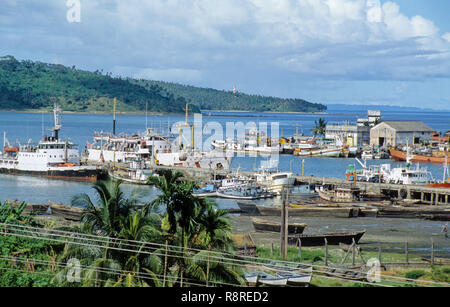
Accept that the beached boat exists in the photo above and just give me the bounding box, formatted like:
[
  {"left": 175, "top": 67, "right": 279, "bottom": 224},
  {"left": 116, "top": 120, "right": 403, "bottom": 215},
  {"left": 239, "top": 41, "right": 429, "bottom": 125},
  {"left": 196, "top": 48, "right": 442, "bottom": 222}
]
[
  {"left": 244, "top": 271, "right": 288, "bottom": 286},
  {"left": 236, "top": 202, "right": 260, "bottom": 215},
  {"left": 288, "top": 230, "right": 366, "bottom": 246},
  {"left": 252, "top": 218, "right": 306, "bottom": 235},
  {"left": 276, "top": 269, "right": 313, "bottom": 287},
  {"left": 258, "top": 205, "right": 357, "bottom": 218}
]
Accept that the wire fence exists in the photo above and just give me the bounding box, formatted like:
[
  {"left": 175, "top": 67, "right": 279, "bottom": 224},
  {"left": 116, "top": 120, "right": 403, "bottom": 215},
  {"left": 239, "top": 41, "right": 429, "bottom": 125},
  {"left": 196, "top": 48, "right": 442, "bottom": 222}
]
[{"left": 0, "top": 223, "right": 448, "bottom": 288}]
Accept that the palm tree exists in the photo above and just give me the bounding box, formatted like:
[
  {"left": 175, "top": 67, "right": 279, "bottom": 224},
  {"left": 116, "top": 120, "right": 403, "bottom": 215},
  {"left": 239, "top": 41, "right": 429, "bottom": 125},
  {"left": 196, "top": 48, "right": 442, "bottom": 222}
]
[
  {"left": 312, "top": 117, "right": 327, "bottom": 137},
  {"left": 72, "top": 180, "right": 141, "bottom": 237}
]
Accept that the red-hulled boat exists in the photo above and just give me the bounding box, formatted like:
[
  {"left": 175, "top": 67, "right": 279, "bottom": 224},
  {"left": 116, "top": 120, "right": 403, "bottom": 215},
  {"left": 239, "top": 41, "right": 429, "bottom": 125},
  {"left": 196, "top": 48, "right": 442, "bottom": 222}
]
[{"left": 390, "top": 148, "right": 450, "bottom": 164}]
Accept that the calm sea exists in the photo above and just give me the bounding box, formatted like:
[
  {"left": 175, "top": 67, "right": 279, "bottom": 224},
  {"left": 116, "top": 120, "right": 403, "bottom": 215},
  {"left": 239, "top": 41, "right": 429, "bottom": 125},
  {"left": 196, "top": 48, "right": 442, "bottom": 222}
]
[{"left": 0, "top": 107, "right": 448, "bottom": 206}]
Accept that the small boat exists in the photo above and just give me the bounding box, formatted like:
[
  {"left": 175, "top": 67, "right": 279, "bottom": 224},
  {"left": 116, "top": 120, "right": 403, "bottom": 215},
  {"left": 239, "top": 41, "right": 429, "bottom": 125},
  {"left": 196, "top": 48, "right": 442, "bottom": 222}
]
[
  {"left": 244, "top": 271, "right": 288, "bottom": 286},
  {"left": 109, "top": 168, "right": 158, "bottom": 185},
  {"left": 192, "top": 184, "right": 218, "bottom": 197},
  {"left": 252, "top": 218, "right": 306, "bottom": 235},
  {"left": 236, "top": 202, "right": 260, "bottom": 215},
  {"left": 276, "top": 270, "right": 312, "bottom": 287},
  {"left": 288, "top": 230, "right": 366, "bottom": 247},
  {"left": 216, "top": 185, "right": 275, "bottom": 200},
  {"left": 258, "top": 273, "right": 288, "bottom": 286},
  {"left": 317, "top": 186, "right": 361, "bottom": 203},
  {"left": 294, "top": 147, "right": 342, "bottom": 157}
]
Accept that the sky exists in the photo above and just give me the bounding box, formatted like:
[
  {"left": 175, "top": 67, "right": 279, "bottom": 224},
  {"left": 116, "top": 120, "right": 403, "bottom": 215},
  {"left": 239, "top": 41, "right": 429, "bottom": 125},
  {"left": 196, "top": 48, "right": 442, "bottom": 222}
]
[{"left": 1, "top": 0, "right": 450, "bottom": 110}]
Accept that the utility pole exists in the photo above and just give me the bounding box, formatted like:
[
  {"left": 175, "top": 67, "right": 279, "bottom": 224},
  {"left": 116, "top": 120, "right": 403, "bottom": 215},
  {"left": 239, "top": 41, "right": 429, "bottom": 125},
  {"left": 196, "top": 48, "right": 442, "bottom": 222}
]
[{"left": 280, "top": 187, "right": 289, "bottom": 260}]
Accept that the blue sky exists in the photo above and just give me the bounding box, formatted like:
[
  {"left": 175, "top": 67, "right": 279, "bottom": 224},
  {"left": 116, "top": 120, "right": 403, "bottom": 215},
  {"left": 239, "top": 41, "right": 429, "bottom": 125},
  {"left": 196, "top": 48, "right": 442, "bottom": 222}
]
[{"left": 1, "top": 0, "right": 450, "bottom": 110}]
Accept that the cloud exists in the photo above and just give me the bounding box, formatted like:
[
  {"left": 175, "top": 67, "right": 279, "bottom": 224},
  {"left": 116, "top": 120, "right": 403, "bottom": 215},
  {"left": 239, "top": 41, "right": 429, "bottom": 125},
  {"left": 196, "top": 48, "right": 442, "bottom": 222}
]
[{"left": 1, "top": 0, "right": 450, "bottom": 108}]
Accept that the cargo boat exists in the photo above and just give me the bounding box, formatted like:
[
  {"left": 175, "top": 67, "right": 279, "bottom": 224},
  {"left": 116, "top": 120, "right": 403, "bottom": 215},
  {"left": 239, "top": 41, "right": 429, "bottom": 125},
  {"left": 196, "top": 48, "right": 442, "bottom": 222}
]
[{"left": 0, "top": 105, "right": 102, "bottom": 181}]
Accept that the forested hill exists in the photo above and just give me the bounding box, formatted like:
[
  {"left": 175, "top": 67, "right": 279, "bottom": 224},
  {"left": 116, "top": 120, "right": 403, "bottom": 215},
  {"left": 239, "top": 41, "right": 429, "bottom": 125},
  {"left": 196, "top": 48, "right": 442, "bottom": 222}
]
[
  {"left": 0, "top": 56, "right": 326, "bottom": 113},
  {"left": 134, "top": 80, "right": 327, "bottom": 113}
]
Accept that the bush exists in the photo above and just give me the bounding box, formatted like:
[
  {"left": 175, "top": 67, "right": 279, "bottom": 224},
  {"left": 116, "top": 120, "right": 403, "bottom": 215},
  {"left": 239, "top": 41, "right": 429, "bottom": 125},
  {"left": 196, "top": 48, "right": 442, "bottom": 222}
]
[{"left": 405, "top": 270, "right": 426, "bottom": 280}]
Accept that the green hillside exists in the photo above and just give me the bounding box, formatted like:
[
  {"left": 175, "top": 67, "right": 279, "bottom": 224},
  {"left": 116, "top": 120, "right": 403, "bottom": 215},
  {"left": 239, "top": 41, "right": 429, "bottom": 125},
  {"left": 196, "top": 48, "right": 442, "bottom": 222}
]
[
  {"left": 0, "top": 56, "right": 326, "bottom": 113},
  {"left": 134, "top": 80, "right": 327, "bottom": 113}
]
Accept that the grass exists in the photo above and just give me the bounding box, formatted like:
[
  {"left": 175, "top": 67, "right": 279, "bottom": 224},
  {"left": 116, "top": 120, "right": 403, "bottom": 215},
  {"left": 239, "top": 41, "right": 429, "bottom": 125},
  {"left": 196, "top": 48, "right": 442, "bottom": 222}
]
[{"left": 254, "top": 245, "right": 450, "bottom": 287}]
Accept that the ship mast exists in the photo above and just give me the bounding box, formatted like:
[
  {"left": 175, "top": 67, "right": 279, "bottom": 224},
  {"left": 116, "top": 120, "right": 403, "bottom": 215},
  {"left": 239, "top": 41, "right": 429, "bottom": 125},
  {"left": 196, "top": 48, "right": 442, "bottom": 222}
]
[
  {"left": 52, "top": 104, "right": 62, "bottom": 141},
  {"left": 113, "top": 97, "right": 117, "bottom": 136}
]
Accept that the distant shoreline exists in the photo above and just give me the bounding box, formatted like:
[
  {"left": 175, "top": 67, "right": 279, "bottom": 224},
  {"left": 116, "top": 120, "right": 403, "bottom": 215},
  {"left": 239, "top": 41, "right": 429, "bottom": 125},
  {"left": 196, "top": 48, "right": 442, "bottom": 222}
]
[{"left": 0, "top": 109, "right": 331, "bottom": 117}]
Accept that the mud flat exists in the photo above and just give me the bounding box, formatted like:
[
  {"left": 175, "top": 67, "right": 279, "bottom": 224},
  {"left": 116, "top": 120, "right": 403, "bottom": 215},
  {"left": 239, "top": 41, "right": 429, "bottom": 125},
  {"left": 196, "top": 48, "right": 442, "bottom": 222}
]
[{"left": 229, "top": 214, "right": 450, "bottom": 258}]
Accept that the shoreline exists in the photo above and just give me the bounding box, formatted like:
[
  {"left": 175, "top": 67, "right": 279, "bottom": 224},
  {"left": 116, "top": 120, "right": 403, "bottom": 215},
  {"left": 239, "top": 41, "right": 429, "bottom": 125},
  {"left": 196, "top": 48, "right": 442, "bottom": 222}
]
[{"left": 0, "top": 109, "right": 341, "bottom": 117}]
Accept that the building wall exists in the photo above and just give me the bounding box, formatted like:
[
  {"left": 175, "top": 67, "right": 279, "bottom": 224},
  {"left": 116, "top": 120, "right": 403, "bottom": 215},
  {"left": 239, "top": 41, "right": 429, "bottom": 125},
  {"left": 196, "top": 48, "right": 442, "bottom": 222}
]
[{"left": 370, "top": 122, "right": 433, "bottom": 147}]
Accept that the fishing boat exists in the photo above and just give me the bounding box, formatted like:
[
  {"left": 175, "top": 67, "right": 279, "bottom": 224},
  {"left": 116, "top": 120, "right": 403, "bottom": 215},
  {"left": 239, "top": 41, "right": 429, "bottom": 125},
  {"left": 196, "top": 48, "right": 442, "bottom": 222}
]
[
  {"left": 252, "top": 217, "right": 307, "bottom": 235},
  {"left": 155, "top": 150, "right": 233, "bottom": 170},
  {"left": 294, "top": 146, "right": 342, "bottom": 157},
  {"left": 255, "top": 171, "right": 296, "bottom": 195},
  {"left": 0, "top": 105, "right": 102, "bottom": 181},
  {"left": 216, "top": 185, "right": 275, "bottom": 200},
  {"left": 317, "top": 186, "right": 361, "bottom": 203},
  {"left": 288, "top": 230, "right": 366, "bottom": 247},
  {"left": 109, "top": 168, "right": 158, "bottom": 185},
  {"left": 390, "top": 147, "right": 450, "bottom": 165},
  {"left": 192, "top": 183, "right": 218, "bottom": 197}
]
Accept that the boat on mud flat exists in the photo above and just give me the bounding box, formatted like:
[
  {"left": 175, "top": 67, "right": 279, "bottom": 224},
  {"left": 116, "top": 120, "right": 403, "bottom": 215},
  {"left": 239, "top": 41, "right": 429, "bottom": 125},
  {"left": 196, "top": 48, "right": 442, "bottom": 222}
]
[
  {"left": 236, "top": 202, "right": 260, "bottom": 215},
  {"left": 288, "top": 230, "right": 366, "bottom": 247},
  {"left": 244, "top": 271, "right": 288, "bottom": 286},
  {"left": 276, "top": 269, "right": 313, "bottom": 287},
  {"left": 0, "top": 104, "right": 102, "bottom": 181},
  {"left": 252, "top": 217, "right": 307, "bottom": 235}
]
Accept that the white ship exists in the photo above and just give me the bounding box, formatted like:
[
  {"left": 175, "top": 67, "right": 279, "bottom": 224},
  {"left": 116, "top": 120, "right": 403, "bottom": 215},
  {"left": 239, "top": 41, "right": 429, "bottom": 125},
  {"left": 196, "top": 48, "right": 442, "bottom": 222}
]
[
  {"left": 255, "top": 171, "right": 296, "bottom": 195},
  {"left": 86, "top": 129, "right": 172, "bottom": 164},
  {"left": 0, "top": 105, "right": 101, "bottom": 181},
  {"left": 155, "top": 150, "right": 233, "bottom": 170},
  {"left": 211, "top": 128, "right": 281, "bottom": 154}
]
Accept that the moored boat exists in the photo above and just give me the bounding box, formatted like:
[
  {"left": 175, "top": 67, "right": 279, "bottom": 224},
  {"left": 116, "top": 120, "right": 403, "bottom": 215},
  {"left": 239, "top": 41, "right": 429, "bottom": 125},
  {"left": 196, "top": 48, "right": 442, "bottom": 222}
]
[
  {"left": 0, "top": 105, "right": 102, "bottom": 181},
  {"left": 390, "top": 147, "right": 450, "bottom": 164}
]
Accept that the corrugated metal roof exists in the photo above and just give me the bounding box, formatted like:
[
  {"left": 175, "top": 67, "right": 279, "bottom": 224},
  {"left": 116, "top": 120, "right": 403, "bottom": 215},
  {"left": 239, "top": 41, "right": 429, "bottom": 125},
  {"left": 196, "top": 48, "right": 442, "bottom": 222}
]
[{"left": 377, "top": 121, "right": 434, "bottom": 132}]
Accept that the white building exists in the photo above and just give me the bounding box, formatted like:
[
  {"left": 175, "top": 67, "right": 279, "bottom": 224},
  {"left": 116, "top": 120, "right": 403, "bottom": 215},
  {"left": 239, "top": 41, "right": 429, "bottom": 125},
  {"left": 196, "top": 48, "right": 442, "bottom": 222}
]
[{"left": 325, "top": 110, "right": 381, "bottom": 147}]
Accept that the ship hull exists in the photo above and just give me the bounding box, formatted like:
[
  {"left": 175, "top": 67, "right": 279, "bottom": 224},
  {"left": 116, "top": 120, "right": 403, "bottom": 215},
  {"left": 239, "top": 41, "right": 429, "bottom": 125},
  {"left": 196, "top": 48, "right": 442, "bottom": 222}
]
[
  {"left": 390, "top": 148, "right": 450, "bottom": 164},
  {"left": 0, "top": 167, "right": 104, "bottom": 181}
]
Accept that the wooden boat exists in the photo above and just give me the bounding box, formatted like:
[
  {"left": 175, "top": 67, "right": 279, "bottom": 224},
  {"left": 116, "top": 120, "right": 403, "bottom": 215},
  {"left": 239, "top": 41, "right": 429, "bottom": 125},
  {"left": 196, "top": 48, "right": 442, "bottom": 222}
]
[
  {"left": 244, "top": 271, "right": 288, "bottom": 286},
  {"left": 252, "top": 218, "right": 306, "bottom": 235},
  {"left": 288, "top": 230, "right": 366, "bottom": 247},
  {"left": 258, "top": 205, "right": 357, "bottom": 218},
  {"left": 236, "top": 202, "right": 260, "bottom": 215},
  {"left": 318, "top": 186, "right": 361, "bottom": 203},
  {"left": 390, "top": 147, "right": 450, "bottom": 165},
  {"left": 276, "top": 270, "right": 312, "bottom": 286}
]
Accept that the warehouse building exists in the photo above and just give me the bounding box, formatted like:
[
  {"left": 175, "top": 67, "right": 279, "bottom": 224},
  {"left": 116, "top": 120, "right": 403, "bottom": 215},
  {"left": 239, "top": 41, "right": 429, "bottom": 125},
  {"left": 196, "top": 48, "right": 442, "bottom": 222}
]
[{"left": 370, "top": 121, "right": 434, "bottom": 147}]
